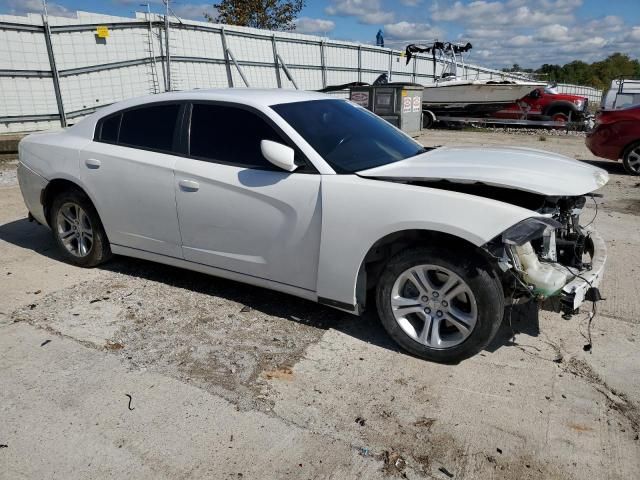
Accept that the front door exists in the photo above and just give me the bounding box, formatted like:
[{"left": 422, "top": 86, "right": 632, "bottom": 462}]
[{"left": 174, "top": 103, "right": 322, "bottom": 291}]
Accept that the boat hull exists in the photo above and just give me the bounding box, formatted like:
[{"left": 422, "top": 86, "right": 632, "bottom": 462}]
[{"left": 422, "top": 81, "right": 543, "bottom": 116}]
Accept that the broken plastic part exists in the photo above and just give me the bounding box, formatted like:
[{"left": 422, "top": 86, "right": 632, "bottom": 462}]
[{"left": 513, "top": 242, "right": 569, "bottom": 296}]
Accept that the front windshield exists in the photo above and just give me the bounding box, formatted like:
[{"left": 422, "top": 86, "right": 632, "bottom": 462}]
[{"left": 272, "top": 99, "right": 427, "bottom": 173}]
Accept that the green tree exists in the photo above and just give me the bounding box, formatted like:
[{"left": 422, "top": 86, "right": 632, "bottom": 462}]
[
  {"left": 205, "top": 0, "right": 305, "bottom": 31},
  {"left": 534, "top": 54, "right": 640, "bottom": 89}
]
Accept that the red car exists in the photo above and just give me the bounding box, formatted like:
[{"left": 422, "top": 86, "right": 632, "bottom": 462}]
[
  {"left": 494, "top": 87, "right": 589, "bottom": 123},
  {"left": 586, "top": 105, "right": 640, "bottom": 175}
]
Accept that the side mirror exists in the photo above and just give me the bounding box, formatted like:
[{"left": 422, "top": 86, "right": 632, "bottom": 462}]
[{"left": 260, "top": 140, "right": 297, "bottom": 172}]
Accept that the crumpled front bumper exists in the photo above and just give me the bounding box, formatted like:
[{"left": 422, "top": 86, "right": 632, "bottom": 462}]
[{"left": 558, "top": 227, "right": 607, "bottom": 313}]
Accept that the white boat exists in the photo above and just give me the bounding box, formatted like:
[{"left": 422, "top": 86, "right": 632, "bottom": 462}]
[
  {"left": 405, "top": 42, "right": 545, "bottom": 116},
  {"left": 422, "top": 78, "right": 545, "bottom": 116}
]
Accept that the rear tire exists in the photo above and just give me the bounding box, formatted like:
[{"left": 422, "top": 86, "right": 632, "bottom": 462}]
[
  {"left": 376, "top": 246, "right": 504, "bottom": 363},
  {"left": 622, "top": 141, "right": 640, "bottom": 176},
  {"left": 50, "top": 190, "right": 112, "bottom": 267}
]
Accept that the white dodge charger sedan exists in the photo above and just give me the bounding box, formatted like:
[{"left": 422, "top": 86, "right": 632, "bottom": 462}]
[{"left": 18, "top": 89, "right": 608, "bottom": 362}]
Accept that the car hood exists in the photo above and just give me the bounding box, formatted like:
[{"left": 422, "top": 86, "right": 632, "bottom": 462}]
[{"left": 357, "top": 146, "right": 609, "bottom": 196}]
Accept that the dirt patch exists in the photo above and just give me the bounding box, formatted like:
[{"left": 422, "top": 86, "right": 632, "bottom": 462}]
[
  {"left": 565, "top": 357, "right": 640, "bottom": 433},
  {"left": 606, "top": 198, "right": 640, "bottom": 216},
  {"left": 11, "top": 258, "right": 347, "bottom": 410},
  {"left": 567, "top": 422, "right": 594, "bottom": 432},
  {"left": 263, "top": 366, "right": 294, "bottom": 381}
]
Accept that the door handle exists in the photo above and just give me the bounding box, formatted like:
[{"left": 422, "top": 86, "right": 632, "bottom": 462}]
[
  {"left": 178, "top": 179, "right": 200, "bottom": 192},
  {"left": 85, "top": 158, "right": 101, "bottom": 169}
]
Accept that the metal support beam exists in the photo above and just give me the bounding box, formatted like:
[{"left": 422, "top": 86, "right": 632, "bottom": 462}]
[
  {"left": 163, "top": 7, "right": 171, "bottom": 91},
  {"left": 226, "top": 48, "right": 250, "bottom": 87},
  {"left": 0, "top": 69, "right": 52, "bottom": 78},
  {"left": 276, "top": 54, "right": 298, "bottom": 90},
  {"left": 42, "top": 15, "right": 66, "bottom": 128},
  {"left": 320, "top": 41, "right": 327, "bottom": 88},
  {"left": 388, "top": 50, "right": 393, "bottom": 82},
  {"left": 412, "top": 55, "right": 417, "bottom": 83},
  {"left": 0, "top": 21, "right": 43, "bottom": 32},
  {"left": 271, "top": 35, "right": 282, "bottom": 88},
  {"left": 357, "top": 45, "right": 362, "bottom": 83},
  {"left": 220, "top": 27, "right": 233, "bottom": 87}
]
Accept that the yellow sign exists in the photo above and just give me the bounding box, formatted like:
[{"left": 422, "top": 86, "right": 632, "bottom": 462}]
[
  {"left": 96, "top": 26, "right": 109, "bottom": 38},
  {"left": 401, "top": 90, "right": 408, "bottom": 96}
]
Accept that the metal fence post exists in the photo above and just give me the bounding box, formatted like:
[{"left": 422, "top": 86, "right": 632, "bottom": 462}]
[
  {"left": 41, "top": 14, "right": 66, "bottom": 127},
  {"left": 276, "top": 54, "right": 299, "bottom": 90},
  {"left": 164, "top": 11, "right": 171, "bottom": 91},
  {"left": 357, "top": 45, "right": 362, "bottom": 83},
  {"left": 272, "top": 35, "right": 282, "bottom": 88},
  {"left": 220, "top": 27, "right": 233, "bottom": 87},
  {"left": 320, "top": 40, "right": 327, "bottom": 88},
  {"left": 412, "top": 54, "right": 417, "bottom": 83}
]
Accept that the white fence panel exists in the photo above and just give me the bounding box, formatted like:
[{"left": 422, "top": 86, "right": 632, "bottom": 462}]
[{"left": 0, "top": 9, "right": 603, "bottom": 133}]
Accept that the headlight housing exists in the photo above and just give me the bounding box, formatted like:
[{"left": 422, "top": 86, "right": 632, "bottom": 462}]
[
  {"left": 574, "top": 99, "right": 584, "bottom": 110},
  {"left": 502, "top": 217, "right": 562, "bottom": 246}
]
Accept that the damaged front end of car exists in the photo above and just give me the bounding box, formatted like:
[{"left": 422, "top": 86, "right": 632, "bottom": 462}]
[{"left": 485, "top": 194, "right": 606, "bottom": 316}]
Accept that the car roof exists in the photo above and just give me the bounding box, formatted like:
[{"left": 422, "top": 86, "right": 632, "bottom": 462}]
[
  {"left": 111, "top": 88, "right": 331, "bottom": 111},
  {"left": 69, "top": 88, "right": 337, "bottom": 137}
]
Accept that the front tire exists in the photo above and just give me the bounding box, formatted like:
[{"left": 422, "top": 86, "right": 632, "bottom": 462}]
[
  {"left": 50, "top": 190, "right": 112, "bottom": 267},
  {"left": 376, "top": 247, "right": 504, "bottom": 363},
  {"left": 622, "top": 141, "right": 640, "bottom": 176}
]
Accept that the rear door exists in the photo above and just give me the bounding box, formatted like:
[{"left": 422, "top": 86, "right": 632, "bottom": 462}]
[
  {"left": 80, "top": 102, "right": 184, "bottom": 258},
  {"left": 173, "top": 102, "right": 322, "bottom": 291}
]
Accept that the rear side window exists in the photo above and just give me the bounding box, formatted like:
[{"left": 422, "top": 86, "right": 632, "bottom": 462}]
[
  {"left": 99, "top": 114, "right": 120, "bottom": 143},
  {"left": 189, "top": 103, "right": 285, "bottom": 169},
  {"left": 118, "top": 104, "right": 181, "bottom": 152}
]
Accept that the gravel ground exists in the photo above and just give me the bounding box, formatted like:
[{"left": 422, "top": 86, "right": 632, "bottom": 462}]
[
  {"left": 0, "top": 159, "right": 18, "bottom": 186},
  {"left": 2, "top": 129, "right": 640, "bottom": 479}
]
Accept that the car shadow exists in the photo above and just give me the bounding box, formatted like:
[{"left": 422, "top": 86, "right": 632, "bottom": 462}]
[
  {"left": 0, "top": 217, "right": 398, "bottom": 351},
  {"left": 0, "top": 217, "right": 542, "bottom": 363},
  {"left": 486, "top": 301, "right": 541, "bottom": 353},
  {"left": 580, "top": 158, "right": 626, "bottom": 175}
]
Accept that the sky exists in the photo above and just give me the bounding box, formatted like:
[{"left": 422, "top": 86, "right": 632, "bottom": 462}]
[{"left": 1, "top": 0, "right": 639, "bottom": 69}]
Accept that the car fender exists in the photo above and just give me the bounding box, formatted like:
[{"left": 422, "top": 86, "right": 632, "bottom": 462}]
[
  {"left": 316, "top": 175, "right": 535, "bottom": 310},
  {"left": 19, "top": 131, "right": 101, "bottom": 222}
]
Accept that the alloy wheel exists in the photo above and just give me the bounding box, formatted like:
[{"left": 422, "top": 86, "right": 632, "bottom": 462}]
[
  {"left": 626, "top": 146, "right": 640, "bottom": 174},
  {"left": 56, "top": 202, "right": 94, "bottom": 257},
  {"left": 390, "top": 264, "right": 478, "bottom": 349}
]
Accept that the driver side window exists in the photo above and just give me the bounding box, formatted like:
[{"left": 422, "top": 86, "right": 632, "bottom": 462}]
[{"left": 190, "top": 103, "right": 287, "bottom": 169}]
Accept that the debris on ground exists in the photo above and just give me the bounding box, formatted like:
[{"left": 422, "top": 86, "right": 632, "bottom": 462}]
[
  {"left": 438, "top": 466, "right": 454, "bottom": 478},
  {"left": 125, "top": 394, "right": 135, "bottom": 411},
  {"left": 40, "top": 339, "right": 51, "bottom": 347},
  {"left": 105, "top": 341, "right": 124, "bottom": 350},
  {"left": 355, "top": 416, "right": 366, "bottom": 426},
  {"left": 382, "top": 450, "right": 406, "bottom": 473},
  {"left": 413, "top": 417, "right": 436, "bottom": 429}
]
